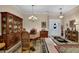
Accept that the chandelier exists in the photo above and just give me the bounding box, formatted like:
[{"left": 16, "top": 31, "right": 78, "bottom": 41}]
[
  {"left": 28, "top": 5, "right": 37, "bottom": 21},
  {"left": 59, "top": 8, "right": 64, "bottom": 19}
]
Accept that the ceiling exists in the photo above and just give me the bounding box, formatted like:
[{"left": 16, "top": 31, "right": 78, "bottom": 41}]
[{"left": 16, "top": 5, "right": 78, "bottom": 15}]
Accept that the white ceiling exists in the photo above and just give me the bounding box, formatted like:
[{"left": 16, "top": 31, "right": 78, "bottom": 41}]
[{"left": 16, "top": 5, "right": 78, "bottom": 15}]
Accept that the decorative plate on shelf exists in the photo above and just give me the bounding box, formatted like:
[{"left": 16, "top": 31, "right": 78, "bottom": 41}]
[
  {"left": 9, "top": 25, "right": 12, "bottom": 28},
  {"left": 3, "top": 30, "right": 6, "bottom": 34},
  {"left": 3, "top": 18, "right": 6, "bottom": 21},
  {"left": 9, "top": 19, "right": 12, "bottom": 22},
  {"left": 3, "top": 24, "right": 6, "bottom": 27},
  {"left": 14, "top": 26, "right": 17, "bottom": 28}
]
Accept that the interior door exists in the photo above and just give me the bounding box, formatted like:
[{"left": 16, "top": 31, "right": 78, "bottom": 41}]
[{"left": 48, "top": 19, "right": 61, "bottom": 37}]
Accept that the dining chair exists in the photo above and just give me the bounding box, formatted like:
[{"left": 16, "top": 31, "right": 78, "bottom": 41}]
[{"left": 21, "top": 31, "right": 30, "bottom": 53}]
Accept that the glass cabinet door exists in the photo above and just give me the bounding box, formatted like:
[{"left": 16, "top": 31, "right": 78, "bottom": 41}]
[
  {"left": 8, "top": 15, "right": 13, "bottom": 33},
  {"left": 14, "top": 20, "right": 18, "bottom": 33},
  {"left": 2, "top": 17, "right": 7, "bottom": 34}
]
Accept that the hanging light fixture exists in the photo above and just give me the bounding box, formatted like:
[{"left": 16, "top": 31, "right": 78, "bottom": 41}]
[
  {"left": 59, "top": 8, "right": 64, "bottom": 19},
  {"left": 28, "top": 5, "right": 37, "bottom": 21}
]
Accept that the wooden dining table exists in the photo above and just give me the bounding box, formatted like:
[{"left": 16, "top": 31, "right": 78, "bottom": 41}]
[
  {"left": 30, "top": 32, "right": 40, "bottom": 46},
  {"left": 30, "top": 32, "right": 40, "bottom": 40}
]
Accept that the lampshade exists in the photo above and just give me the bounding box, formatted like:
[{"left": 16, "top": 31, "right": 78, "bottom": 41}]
[
  {"left": 74, "top": 22, "right": 79, "bottom": 25},
  {"left": 59, "top": 15, "right": 64, "bottom": 19}
]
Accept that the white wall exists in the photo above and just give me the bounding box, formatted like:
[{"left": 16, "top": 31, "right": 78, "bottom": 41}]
[
  {"left": 49, "top": 19, "right": 61, "bottom": 36},
  {"left": 0, "top": 5, "right": 23, "bottom": 17},
  {"left": 0, "top": 5, "right": 23, "bottom": 35},
  {"left": 23, "top": 14, "right": 48, "bottom": 32}
]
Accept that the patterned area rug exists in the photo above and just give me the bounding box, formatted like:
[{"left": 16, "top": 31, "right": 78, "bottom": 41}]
[{"left": 13, "top": 39, "right": 43, "bottom": 53}]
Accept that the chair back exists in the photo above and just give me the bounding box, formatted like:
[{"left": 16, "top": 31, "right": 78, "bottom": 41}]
[{"left": 21, "top": 31, "right": 30, "bottom": 51}]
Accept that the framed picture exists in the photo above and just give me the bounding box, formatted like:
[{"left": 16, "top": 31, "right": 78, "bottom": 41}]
[
  {"left": 70, "top": 20, "right": 75, "bottom": 27},
  {"left": 41, "top": 22, "right": 46, "bottom": 28}
]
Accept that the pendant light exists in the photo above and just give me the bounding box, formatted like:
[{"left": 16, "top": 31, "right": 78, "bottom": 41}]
[
  {"left": 28, "top": 5, "right": 37, "bottom": 21},
  {"left": 59, "top": 8, "right": 64, "bottom": 19}
]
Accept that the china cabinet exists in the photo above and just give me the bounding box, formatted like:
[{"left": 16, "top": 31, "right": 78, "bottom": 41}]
[{"left": 1, "top": 12, "right": 23, "bottom": 49}]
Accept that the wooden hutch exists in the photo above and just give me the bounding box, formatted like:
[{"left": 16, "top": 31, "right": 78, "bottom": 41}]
[
  {"left": 40, "top": 30, "right": 48, "bottom": 38},
  {"left": 1, "top": 12, "right": 23, "bottom": 49},
  {"left": 65, "top": 30, "right": 78, "bottom": 42}
]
